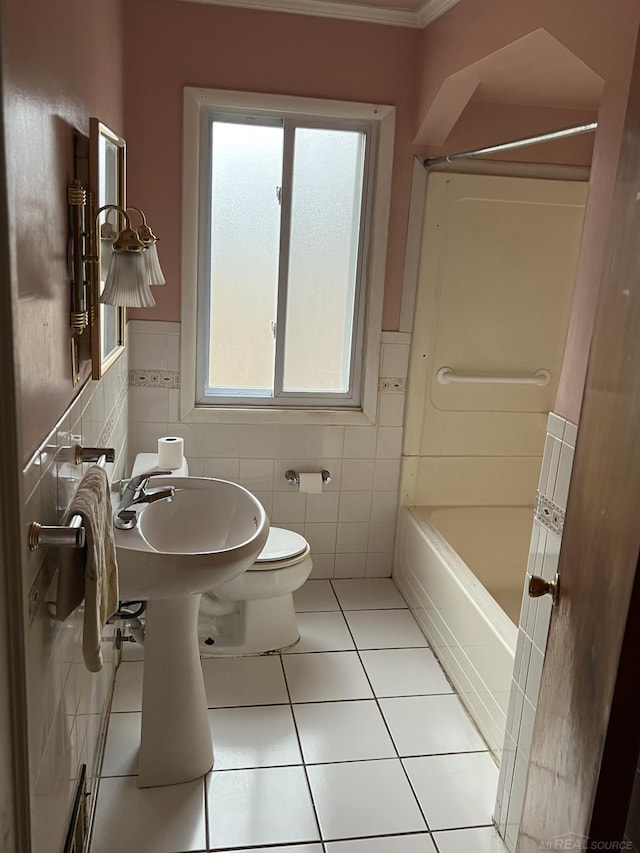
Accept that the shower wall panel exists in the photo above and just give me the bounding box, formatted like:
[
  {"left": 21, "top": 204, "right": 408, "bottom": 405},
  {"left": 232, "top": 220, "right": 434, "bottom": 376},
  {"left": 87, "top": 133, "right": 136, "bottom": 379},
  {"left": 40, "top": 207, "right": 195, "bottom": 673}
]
[{"left": 403, "top": 172, "right": 587, "bottom": 508}]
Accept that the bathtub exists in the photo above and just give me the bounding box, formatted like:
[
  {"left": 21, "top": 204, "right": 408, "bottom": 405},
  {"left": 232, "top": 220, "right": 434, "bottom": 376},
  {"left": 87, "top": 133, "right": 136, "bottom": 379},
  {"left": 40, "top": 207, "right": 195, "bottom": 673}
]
[{"left": 393, "top": 505, "right": 532, "bottom": 758}]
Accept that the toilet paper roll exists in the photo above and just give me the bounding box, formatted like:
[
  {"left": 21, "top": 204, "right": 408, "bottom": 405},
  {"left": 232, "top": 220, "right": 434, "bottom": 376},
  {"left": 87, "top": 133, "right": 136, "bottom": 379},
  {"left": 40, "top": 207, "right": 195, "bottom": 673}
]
[
  {"left": 298, "top": 472, "right": 323, "bottom": 494},
  {"left": 158, "top": 436, "right": 184, "bottom": 469}
]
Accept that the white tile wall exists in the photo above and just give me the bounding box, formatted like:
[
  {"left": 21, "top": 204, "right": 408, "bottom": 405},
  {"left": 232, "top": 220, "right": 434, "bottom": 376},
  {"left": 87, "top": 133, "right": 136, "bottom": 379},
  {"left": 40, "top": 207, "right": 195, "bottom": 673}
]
[
  {"left": 22, "top": 349, "right": 129, "bottom": 853},
  {"left": 127, "top": 320, "right": 409, "bottom": 577},
  {"left": 494, "top": 412, "right": 577, "bottom": 851}
]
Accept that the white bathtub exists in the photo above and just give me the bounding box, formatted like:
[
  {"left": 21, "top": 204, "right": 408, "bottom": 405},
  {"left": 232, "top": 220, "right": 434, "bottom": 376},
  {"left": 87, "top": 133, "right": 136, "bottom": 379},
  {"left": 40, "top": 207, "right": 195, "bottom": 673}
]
[{"left": 393, "top": 505, "right": 532, "bottom": 758}]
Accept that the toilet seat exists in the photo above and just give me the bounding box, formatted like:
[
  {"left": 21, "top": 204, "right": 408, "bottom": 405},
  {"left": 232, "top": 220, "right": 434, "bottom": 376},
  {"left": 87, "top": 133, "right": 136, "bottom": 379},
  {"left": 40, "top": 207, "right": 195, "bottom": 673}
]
[{"left": 249, "top": 527, "right": 308, "bottom": 571}]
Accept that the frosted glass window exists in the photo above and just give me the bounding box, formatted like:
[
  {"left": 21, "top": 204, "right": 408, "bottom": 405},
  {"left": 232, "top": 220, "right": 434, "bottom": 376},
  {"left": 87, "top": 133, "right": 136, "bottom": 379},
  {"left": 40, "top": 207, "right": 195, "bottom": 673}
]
[
  {"left": 199, "top": 109, "right": 374, "bottom": 406},
  {"left": 283, "top": 128, "right": 366, "bottom": 393},
  {"left": 207, "top": 120, "right": 283, "bottom": 394}
]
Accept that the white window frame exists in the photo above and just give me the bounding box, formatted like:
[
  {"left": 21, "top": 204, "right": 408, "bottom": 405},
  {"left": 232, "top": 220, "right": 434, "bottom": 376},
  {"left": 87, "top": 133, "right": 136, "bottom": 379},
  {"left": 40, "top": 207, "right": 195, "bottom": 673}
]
[{"left": 181, "top": 87, "right": 395, "bottom": 425}]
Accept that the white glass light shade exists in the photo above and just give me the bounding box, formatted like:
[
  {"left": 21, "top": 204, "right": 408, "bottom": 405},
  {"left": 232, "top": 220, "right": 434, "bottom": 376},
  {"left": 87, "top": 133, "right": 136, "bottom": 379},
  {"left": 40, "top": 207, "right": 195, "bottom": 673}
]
[
  {"left": 100, "top": 251, "right": 156, "bottom": 308},
  {"left": 144, "top": 242, "right": 166, "bottom": 285},
  {"left": 100, "top": 238, "right": 114, "bottom": 282}
]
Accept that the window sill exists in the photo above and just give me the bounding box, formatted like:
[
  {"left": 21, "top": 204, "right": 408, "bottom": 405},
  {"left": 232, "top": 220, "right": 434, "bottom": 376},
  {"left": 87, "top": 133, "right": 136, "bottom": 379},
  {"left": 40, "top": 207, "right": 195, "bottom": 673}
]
[{"left": 180, "top": 401, "right": 376, "bottom": 426}]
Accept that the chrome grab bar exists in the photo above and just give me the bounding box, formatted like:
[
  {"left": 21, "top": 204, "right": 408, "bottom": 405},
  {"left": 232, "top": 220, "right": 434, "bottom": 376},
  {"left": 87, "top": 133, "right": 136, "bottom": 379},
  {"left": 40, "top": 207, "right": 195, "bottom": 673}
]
[
  {"left": 436, "top": 367, "right": 551, "bottom": 387},
  {"left": 28, "top": 445, "right": 115, "bottom": 551}
]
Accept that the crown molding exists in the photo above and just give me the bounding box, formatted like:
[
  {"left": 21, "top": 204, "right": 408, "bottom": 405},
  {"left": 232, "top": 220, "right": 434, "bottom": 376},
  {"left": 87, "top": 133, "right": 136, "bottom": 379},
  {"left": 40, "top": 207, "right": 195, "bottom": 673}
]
[
  {"left": 178, "top": 0, "right": 420, "bottom": 28},
  {"left": 178, "top": 0, "right": 461, "bottom": 28},
  {"left": 416, "top": 0, "right": 461, "bottom": 28}
]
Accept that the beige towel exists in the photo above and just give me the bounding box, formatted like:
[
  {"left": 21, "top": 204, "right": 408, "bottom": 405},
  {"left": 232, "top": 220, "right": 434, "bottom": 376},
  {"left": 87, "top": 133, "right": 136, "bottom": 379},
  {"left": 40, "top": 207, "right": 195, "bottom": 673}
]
[{"left": 56, "top": 465, "right": 119, "bottom": 672}]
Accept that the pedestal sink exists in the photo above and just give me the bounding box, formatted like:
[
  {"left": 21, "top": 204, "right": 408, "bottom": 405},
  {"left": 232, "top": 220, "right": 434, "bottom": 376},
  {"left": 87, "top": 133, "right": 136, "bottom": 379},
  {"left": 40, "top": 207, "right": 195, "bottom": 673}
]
[{"left": 114, "top": 476, "right": 269, "bottom": 788}]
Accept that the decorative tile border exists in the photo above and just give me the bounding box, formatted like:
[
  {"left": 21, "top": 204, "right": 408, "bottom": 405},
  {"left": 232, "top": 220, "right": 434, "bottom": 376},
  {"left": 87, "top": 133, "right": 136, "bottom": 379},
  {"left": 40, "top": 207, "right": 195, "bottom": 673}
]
[
  {"left": 129, "top": 369, "right": 180, "bottom": 389},
  {"left": 130, "top": 369, "right": 399, "bottom": 393},
  {"left": 378, "top": 376, "right": 406, "bottom": 393},
  {"left": 535, "top": 491, "right": 565, "bottom": 536},
  {"left": 131, "top": 371, "right": 401, "bottom": 394}
]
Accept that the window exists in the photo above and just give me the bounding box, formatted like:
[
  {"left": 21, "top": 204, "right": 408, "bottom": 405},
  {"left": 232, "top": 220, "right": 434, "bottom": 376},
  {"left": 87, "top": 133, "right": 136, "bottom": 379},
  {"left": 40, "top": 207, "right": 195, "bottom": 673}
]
[{"left": 181, "top": 88, "right": 395, "bottom": 424}]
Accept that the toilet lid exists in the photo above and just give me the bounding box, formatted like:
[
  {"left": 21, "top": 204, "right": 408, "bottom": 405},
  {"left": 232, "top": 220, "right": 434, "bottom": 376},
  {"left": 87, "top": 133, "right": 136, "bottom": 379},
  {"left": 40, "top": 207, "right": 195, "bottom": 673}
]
[{"left": 254, "top": 527, "right": 308, "bottom": 564}]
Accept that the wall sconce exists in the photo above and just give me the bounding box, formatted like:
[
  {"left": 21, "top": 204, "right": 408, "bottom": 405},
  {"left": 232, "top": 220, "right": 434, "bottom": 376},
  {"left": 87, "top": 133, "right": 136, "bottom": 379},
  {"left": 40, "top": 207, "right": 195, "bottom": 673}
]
[
  {"left": 68, "top": 184, "right": 165, "bottom": 314},
  {"left": 69, "top": 118, "right": 163, "bottom": 385}
]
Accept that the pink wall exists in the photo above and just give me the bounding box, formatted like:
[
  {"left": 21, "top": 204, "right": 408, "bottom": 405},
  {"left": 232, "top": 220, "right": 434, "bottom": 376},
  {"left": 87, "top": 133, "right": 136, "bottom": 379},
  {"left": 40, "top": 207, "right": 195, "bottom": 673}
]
[
  {"left": 123, "top": 0, "right": 420, "bottom": 330},
  {"left": 417, "top": 0, "right": 640, "bottom": 423},
  {"left": 2, "top": 0, "right": 124, "bottom": 460},
  {"left": 122, "top": 0, "right": 637, "bottom": 423}
]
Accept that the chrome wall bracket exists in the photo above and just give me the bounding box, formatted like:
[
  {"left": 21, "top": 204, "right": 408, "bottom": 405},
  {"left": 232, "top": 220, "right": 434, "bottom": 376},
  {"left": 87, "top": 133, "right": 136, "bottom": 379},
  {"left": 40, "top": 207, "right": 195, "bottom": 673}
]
[
  {"left": 28, "top": 445, "right": 115, "bottom": 551},
  {"left": 284, "top": 469, "right": 332, "bottom": 486}
]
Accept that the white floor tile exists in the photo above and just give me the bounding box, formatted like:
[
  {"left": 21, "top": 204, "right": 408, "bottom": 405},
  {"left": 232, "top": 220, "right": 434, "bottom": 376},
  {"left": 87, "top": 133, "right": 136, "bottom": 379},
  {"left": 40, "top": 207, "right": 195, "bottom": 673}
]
[
  {"left": 360, "top": 649, "right": 453, "bottom": 697},
  {"left": 202, "top": 656, "right": 289, "bottom": 707},
  {"left": 92, "top": 776, "right": 206, "bottom": 853},
  {"left": 345, "top": 609, "right": 427, "bottom": 649},
  {"left": 97, "top": 578, "right": 508, "bottom": 853},
  {"left": 284, "top": 611, "right": 356, "bottom": 654},
  {"left": 380, "top": 695, "right": 486, "bottom": 756},
  {"left": 209, "top": 705, "right": 302, "bottom": 769},
  {"left": 102, "top": 712, "right": 140, "bottom": 776},
  {"left": 283, "top": 652, "right": 373, "bottom": 703},
  {"left": 207, "top": 766, "right": 319, "bottom": 849},
  {"left": 434, "top": 826, "right": 508, "bottom": 853},
  {"left": 215, "top": 848, "right": 323, "bottom": 853},
  {"left": 293, "top": 700, "right": 396, "bottom": 763},
  {"left": 307, "top": 759, "right": 426, "bottom": 840},
  {"left": 110, "top": 662, "right": 144, "bottom": 712},
  {"left": 326, "top": 834, "right": 437, "bottom": 852},
  {"left": 404, "top": 752, "right": 498, "bottom": 830},
  {"left": 294, "top": 580, "right": 340, "bottom": 612},
  {"left": 331, "top": 578, "right": 407, "bottom": 610}
]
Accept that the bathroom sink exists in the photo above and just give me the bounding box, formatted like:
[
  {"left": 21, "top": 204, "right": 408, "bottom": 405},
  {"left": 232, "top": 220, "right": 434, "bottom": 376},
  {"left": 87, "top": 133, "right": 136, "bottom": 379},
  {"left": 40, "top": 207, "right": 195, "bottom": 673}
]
[
  {"left": 114, "top": 476, "right": 269, "bottom": 600},
  {"left": 111, "top": 475, "right": 269, "bottom": 789}
]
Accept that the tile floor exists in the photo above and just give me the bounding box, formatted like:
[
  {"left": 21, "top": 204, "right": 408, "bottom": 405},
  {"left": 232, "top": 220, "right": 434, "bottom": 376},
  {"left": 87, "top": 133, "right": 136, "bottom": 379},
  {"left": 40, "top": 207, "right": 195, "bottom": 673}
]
[{"left": 92, "top": 579, "right": 507, "bottom": 853}]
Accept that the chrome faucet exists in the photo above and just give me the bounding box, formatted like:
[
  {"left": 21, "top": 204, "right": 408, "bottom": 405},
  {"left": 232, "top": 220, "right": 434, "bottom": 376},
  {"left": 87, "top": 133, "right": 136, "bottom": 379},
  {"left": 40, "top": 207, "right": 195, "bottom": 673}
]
[{"left": 114, "top": 470, "right": 176, "bottom": 530}]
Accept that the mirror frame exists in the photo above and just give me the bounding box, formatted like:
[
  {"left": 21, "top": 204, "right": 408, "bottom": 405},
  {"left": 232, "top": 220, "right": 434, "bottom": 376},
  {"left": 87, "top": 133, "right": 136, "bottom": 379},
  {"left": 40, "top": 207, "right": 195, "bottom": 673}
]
[{"left": 89, "top": 118, "right": 126, "bottom": 379}]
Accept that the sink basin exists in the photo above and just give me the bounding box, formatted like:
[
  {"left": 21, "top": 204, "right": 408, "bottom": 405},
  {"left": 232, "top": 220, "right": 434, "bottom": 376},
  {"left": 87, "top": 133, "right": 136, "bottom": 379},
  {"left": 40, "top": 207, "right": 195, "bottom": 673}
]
[
  {"left": 114, "top": 476, "right": 269, "bottom": 599},
  {"left": 111, "top": 476, "right": 269, "bottom": 788}
]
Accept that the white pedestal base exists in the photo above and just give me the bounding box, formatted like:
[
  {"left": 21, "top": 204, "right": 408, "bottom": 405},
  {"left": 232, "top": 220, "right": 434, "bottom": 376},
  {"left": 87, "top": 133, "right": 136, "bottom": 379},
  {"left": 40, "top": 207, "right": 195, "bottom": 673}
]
[
  {"left": 138, "top": 595, "right": 213, "bottom": 788},
  {"left": 200, "top": 594, "right": 300, "bottom": 656}
]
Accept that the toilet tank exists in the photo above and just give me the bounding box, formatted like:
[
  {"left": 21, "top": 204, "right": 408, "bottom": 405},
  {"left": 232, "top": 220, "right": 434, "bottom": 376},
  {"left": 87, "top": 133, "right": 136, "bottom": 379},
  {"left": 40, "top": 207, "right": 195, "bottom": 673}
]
[{"left": 131, "top": 452, "right": 189, "bottom": 478}]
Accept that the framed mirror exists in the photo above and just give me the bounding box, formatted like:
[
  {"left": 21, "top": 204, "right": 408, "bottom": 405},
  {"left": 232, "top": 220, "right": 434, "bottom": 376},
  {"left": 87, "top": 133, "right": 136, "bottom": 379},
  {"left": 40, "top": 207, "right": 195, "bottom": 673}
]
[{"left": 89, "top": 118, "right": 126, "bottom": 378}]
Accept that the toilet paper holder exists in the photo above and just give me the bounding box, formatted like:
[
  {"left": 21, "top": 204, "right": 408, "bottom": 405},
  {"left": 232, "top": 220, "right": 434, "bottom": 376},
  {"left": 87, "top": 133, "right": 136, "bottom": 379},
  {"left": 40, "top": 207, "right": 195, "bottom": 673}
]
[{"left": 285, "top": 469, "right": 332, "bottom": 486}]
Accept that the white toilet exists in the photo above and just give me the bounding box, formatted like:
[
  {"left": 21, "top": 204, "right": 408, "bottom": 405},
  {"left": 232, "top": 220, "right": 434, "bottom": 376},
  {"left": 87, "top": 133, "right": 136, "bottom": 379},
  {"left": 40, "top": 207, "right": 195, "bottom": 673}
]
[
  {"left": 198, "top": 526, "right": 313, "bottom": 655},
  {"left": 131, "top": 452, "right": 313, "bottom": 656}
]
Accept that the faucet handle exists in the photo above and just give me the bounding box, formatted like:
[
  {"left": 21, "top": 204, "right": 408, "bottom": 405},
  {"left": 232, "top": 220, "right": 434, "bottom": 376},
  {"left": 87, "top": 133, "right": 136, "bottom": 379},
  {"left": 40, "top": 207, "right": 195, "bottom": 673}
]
[
  {"left": 114, "top": 469, "right": 175, "bottom": 498},
  {"left": 138, "top": 470, "right": 175, "bottom": 493},
  {"left": 141, "top": 469, "right": 174, "bottom": 483}
]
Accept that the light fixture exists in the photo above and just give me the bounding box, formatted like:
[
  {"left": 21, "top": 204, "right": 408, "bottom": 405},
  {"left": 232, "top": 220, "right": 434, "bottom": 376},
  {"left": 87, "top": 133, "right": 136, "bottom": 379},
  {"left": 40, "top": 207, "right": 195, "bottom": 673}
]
[
  {"left": 99, "top": 213, "right": 118, "bottom": 276},
  {"left": 68, "top": 180, "right": 90, "bottom": 334},
  {"left": 128, "top": 207, "right": 166, "bottom": 286},
  {"left": 99, "top": 207, "right": 156, "bottom": 308},
  {"left": 67, "top": 180, "right": 164, "bottom": 317}
]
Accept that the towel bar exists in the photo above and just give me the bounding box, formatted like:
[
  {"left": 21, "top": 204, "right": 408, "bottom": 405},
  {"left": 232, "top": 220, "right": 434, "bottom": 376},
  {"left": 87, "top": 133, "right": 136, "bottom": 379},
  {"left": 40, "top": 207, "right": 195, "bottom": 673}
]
[{"left": 28, "top": 445, "right": 115, "bottom": 551}]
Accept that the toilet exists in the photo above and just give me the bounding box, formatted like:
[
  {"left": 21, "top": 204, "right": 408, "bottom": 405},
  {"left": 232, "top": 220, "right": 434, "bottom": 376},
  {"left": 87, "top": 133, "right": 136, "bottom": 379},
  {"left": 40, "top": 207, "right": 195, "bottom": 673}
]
[
  {"left": 198, "top": 526, "right": 313, "bottom": 655},
  {"left": 131, "top": 452, "right": 312, "bottom": 656}
]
